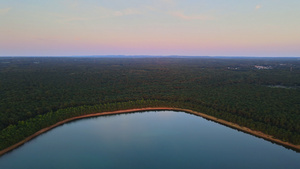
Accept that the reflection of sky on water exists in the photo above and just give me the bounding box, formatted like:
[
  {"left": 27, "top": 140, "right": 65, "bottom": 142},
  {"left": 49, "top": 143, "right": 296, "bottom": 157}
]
[{"left": 0, "top": 111, "right": 299, "bottom": 169}]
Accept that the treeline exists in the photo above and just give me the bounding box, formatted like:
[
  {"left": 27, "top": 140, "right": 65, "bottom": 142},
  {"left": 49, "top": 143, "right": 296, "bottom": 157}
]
[
  {"left": 0, "top": 57, "right": 300, "bottom": 150},
  {"left": 1, "top": 99, "right": 299, "bottom": 151},
  {"left": 0, "top": 100, "right": 163, "bottom": 150}
]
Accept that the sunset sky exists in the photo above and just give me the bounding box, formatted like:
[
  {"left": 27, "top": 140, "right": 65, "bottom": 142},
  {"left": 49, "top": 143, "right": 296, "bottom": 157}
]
[{"left": 1, "top": 0, "right": 300, "bottom": 57}]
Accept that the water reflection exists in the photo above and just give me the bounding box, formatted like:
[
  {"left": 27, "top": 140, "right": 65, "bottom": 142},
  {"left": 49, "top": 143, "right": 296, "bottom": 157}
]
[{"left": 0, "top": 111, "right": 299, "bottom": 169}]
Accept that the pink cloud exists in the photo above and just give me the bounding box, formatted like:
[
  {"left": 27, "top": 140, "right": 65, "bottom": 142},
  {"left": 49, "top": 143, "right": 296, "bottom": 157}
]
[
  {"left": 169, "top": 11, "right": 215, "bottom": 21},
  {"left": 255, "top": 5, "right": 262, "bottom": 10}
]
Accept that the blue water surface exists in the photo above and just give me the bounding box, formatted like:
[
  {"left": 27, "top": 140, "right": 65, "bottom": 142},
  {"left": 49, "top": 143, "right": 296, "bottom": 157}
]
[{"left": 0, "top": 111, "right": 299, "bottom": 169}]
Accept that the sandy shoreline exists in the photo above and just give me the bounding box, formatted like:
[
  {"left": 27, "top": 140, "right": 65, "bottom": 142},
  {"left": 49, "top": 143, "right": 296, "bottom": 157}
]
[{"left": 1, "top": 107, "right": 299, "bottom": 156}]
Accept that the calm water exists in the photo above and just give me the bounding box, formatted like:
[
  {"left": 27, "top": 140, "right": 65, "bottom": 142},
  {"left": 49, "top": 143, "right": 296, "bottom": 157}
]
[{"left": 0, "top": 111, "right": 299, "bottom": 169}]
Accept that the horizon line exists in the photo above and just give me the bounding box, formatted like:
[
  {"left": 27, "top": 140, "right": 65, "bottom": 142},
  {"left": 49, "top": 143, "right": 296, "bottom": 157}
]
[{"left": 0, "top": 55, "right": 300, "bottom": 58}]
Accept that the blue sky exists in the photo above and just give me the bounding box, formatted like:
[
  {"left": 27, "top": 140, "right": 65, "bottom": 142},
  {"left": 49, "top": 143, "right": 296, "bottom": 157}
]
[{"left": 0, "top": 0, "right": 300, "bottom": 56}]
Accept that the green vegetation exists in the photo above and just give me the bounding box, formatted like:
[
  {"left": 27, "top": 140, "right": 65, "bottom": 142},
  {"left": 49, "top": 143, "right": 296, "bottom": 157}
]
[{"left": 0, "top": 57, "right": 300, "bottom": 150}]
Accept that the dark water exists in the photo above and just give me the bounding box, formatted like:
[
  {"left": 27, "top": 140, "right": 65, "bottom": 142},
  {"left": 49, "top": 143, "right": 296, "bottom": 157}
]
[{"left": 0, "top": 111, "right": 299, "bottom": 169}]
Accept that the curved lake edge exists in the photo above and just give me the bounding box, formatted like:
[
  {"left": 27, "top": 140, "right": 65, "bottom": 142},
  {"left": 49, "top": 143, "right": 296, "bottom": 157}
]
[{"left": 1, "top": 107, "right": 299, "bottom": 157}]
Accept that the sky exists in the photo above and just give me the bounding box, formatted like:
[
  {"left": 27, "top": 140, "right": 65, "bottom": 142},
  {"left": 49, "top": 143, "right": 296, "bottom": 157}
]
[{"left": 0, "top": 0, "right": 300, "bottom": 57}]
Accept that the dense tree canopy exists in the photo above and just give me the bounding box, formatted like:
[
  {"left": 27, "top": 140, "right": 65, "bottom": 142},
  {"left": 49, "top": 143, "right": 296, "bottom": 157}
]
[{"left": 0, "top": 57, "right": 300, "bottom": 150}]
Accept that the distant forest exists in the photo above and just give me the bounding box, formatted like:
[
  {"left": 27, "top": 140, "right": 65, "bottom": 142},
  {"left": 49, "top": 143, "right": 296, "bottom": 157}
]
[{"left": 0, "top": 57, "right": 300, "bottom": 150}]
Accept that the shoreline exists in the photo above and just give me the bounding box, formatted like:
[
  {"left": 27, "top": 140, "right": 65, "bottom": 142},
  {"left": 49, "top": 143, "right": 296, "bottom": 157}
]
[{"left": 1, "top": 107, "right": 299, "bottom": 156}]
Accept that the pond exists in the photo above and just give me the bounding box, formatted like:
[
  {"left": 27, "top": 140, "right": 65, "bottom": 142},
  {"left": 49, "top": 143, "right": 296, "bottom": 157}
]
[{"left": 0, "top": 111, "right": 299, "bottom": 169}]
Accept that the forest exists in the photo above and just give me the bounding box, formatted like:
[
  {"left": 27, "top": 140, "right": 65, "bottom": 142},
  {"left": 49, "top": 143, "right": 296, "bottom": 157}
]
[{"left": 0, "top": 56, "right": 300, "bottom": 151}]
